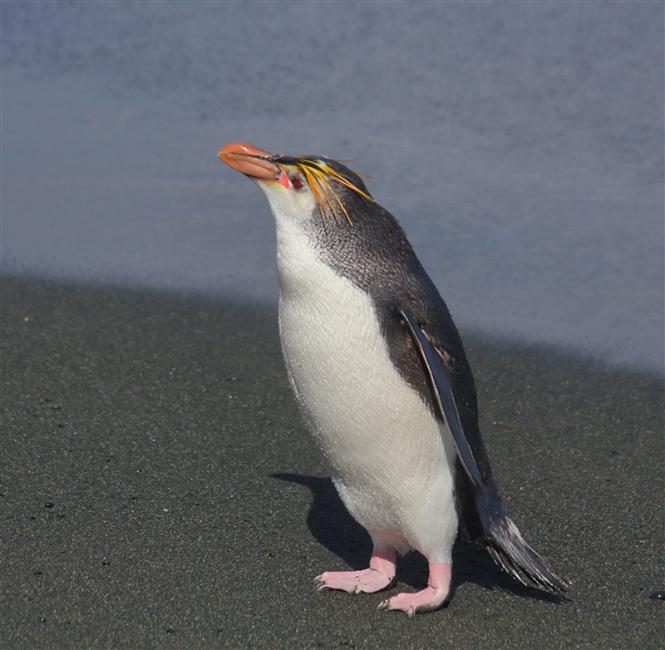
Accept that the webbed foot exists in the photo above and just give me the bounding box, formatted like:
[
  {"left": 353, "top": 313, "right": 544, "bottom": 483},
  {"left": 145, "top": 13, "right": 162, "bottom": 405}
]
[
  {"left": 314, "top": 548, "right": 396, "bottom": 595},
  {"left": 315, "top": 568, "right": 394, "bottom": 594},
  {"left": 378, "top": 562, "right": 451, "bottom": 617}
]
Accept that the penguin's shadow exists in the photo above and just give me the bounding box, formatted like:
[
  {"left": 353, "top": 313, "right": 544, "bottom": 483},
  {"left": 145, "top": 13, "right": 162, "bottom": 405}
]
[{"left": 272, "top": 473, "right": 564, "bottom": 603}]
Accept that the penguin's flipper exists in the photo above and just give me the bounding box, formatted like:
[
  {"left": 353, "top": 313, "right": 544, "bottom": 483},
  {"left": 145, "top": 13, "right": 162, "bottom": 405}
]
[
  {"left": 398, "top": 306, "right": 483, "bottom": 488},
  {"left": 398, "top": 306, "right": 571, "bottom": 593}
]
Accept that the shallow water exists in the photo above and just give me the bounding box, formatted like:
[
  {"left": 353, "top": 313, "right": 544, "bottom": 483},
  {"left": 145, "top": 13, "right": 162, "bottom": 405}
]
[{"left": 1, "top": 1, "right": 663, "bottom": 372}]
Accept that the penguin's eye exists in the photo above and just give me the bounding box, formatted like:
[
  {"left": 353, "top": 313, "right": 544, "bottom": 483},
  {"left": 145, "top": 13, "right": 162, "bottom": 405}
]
[{"left": 291, "top": 177, "right": 304, "bottom": 190}]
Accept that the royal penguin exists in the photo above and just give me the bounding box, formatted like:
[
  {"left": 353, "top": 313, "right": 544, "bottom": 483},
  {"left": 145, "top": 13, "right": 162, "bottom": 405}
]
[{"left": 218, "top": 142, "right": 569, "bottom": 616}]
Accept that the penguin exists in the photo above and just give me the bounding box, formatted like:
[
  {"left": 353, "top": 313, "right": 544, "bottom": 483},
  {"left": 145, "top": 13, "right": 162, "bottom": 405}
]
[{"left": 218, "top": 142, "right": 569, "bottom": 616}]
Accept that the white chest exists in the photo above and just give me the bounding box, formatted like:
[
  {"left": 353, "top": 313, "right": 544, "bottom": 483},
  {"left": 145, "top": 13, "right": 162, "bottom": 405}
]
[{"left": 275, "top": 220, "right": 453, "bottom": 496}]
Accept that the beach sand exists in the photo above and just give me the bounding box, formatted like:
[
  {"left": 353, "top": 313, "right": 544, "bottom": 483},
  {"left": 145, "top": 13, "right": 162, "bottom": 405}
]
[{"left": 1, "top": 276, "right": 662, "bottom": 648}]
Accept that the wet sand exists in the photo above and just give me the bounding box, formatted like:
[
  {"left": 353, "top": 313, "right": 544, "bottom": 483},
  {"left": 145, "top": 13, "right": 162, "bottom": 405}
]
[{"left": 1, "top": 276, "right": 663, "bottom": 648}]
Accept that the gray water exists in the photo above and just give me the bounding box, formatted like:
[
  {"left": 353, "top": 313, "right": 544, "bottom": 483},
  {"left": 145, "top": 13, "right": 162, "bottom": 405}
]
[{"left": 1, "top": 1, "right": 663, "bottom": 373}]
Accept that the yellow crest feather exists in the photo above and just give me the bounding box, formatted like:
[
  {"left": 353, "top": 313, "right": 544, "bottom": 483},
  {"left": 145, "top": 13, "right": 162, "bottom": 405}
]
[{"left": 291, "top": 158, "right": 373, "bottom": 225}]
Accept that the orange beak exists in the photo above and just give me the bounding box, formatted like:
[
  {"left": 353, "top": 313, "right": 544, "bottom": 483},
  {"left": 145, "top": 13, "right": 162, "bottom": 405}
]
[{"left": 217, "top": 142, "right": 281, "bottom": 181}]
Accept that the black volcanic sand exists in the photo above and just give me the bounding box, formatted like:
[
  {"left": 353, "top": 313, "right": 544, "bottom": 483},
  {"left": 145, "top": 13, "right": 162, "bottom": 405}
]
[{"left": 1, "top": 276, "right": 663, "bottom": 649}]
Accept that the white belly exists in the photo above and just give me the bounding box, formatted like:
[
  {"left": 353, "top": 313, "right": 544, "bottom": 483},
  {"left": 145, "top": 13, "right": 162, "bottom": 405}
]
[{"left": 275, "top": 221, "right": 458, "bottom": 561}]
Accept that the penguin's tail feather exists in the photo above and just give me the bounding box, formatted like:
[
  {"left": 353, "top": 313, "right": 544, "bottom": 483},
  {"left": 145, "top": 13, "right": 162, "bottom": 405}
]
[{"left": 479, "top": 507, "right": 571, "bottom": 593}]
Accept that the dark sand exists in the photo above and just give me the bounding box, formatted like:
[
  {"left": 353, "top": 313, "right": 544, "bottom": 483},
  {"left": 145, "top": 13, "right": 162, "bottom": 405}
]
[{"left": 1, "top": 276, "right": 663, "bottom": 648}]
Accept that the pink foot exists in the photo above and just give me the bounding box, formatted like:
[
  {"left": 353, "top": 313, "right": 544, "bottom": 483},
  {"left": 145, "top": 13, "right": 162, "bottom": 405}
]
[
  {"left": 378, "top": 562, "right": 451, "bottom": 617},
  {"left": 315, "top": 568, "right": 393, "bottom": 594},
  {"left": 315, "top": 549, "right": 396, "bottom": 595}
]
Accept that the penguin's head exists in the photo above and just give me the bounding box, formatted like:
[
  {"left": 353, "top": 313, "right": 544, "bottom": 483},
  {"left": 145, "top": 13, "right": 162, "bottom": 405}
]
[{"left": 218, "top": 142, "right": 373, "bottom": 226}]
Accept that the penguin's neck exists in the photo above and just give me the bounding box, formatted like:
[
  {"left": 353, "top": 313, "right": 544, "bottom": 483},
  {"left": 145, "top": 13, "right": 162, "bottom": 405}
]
[{"left": 273, "top": 213, "right": 324, "bottom": 299}]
